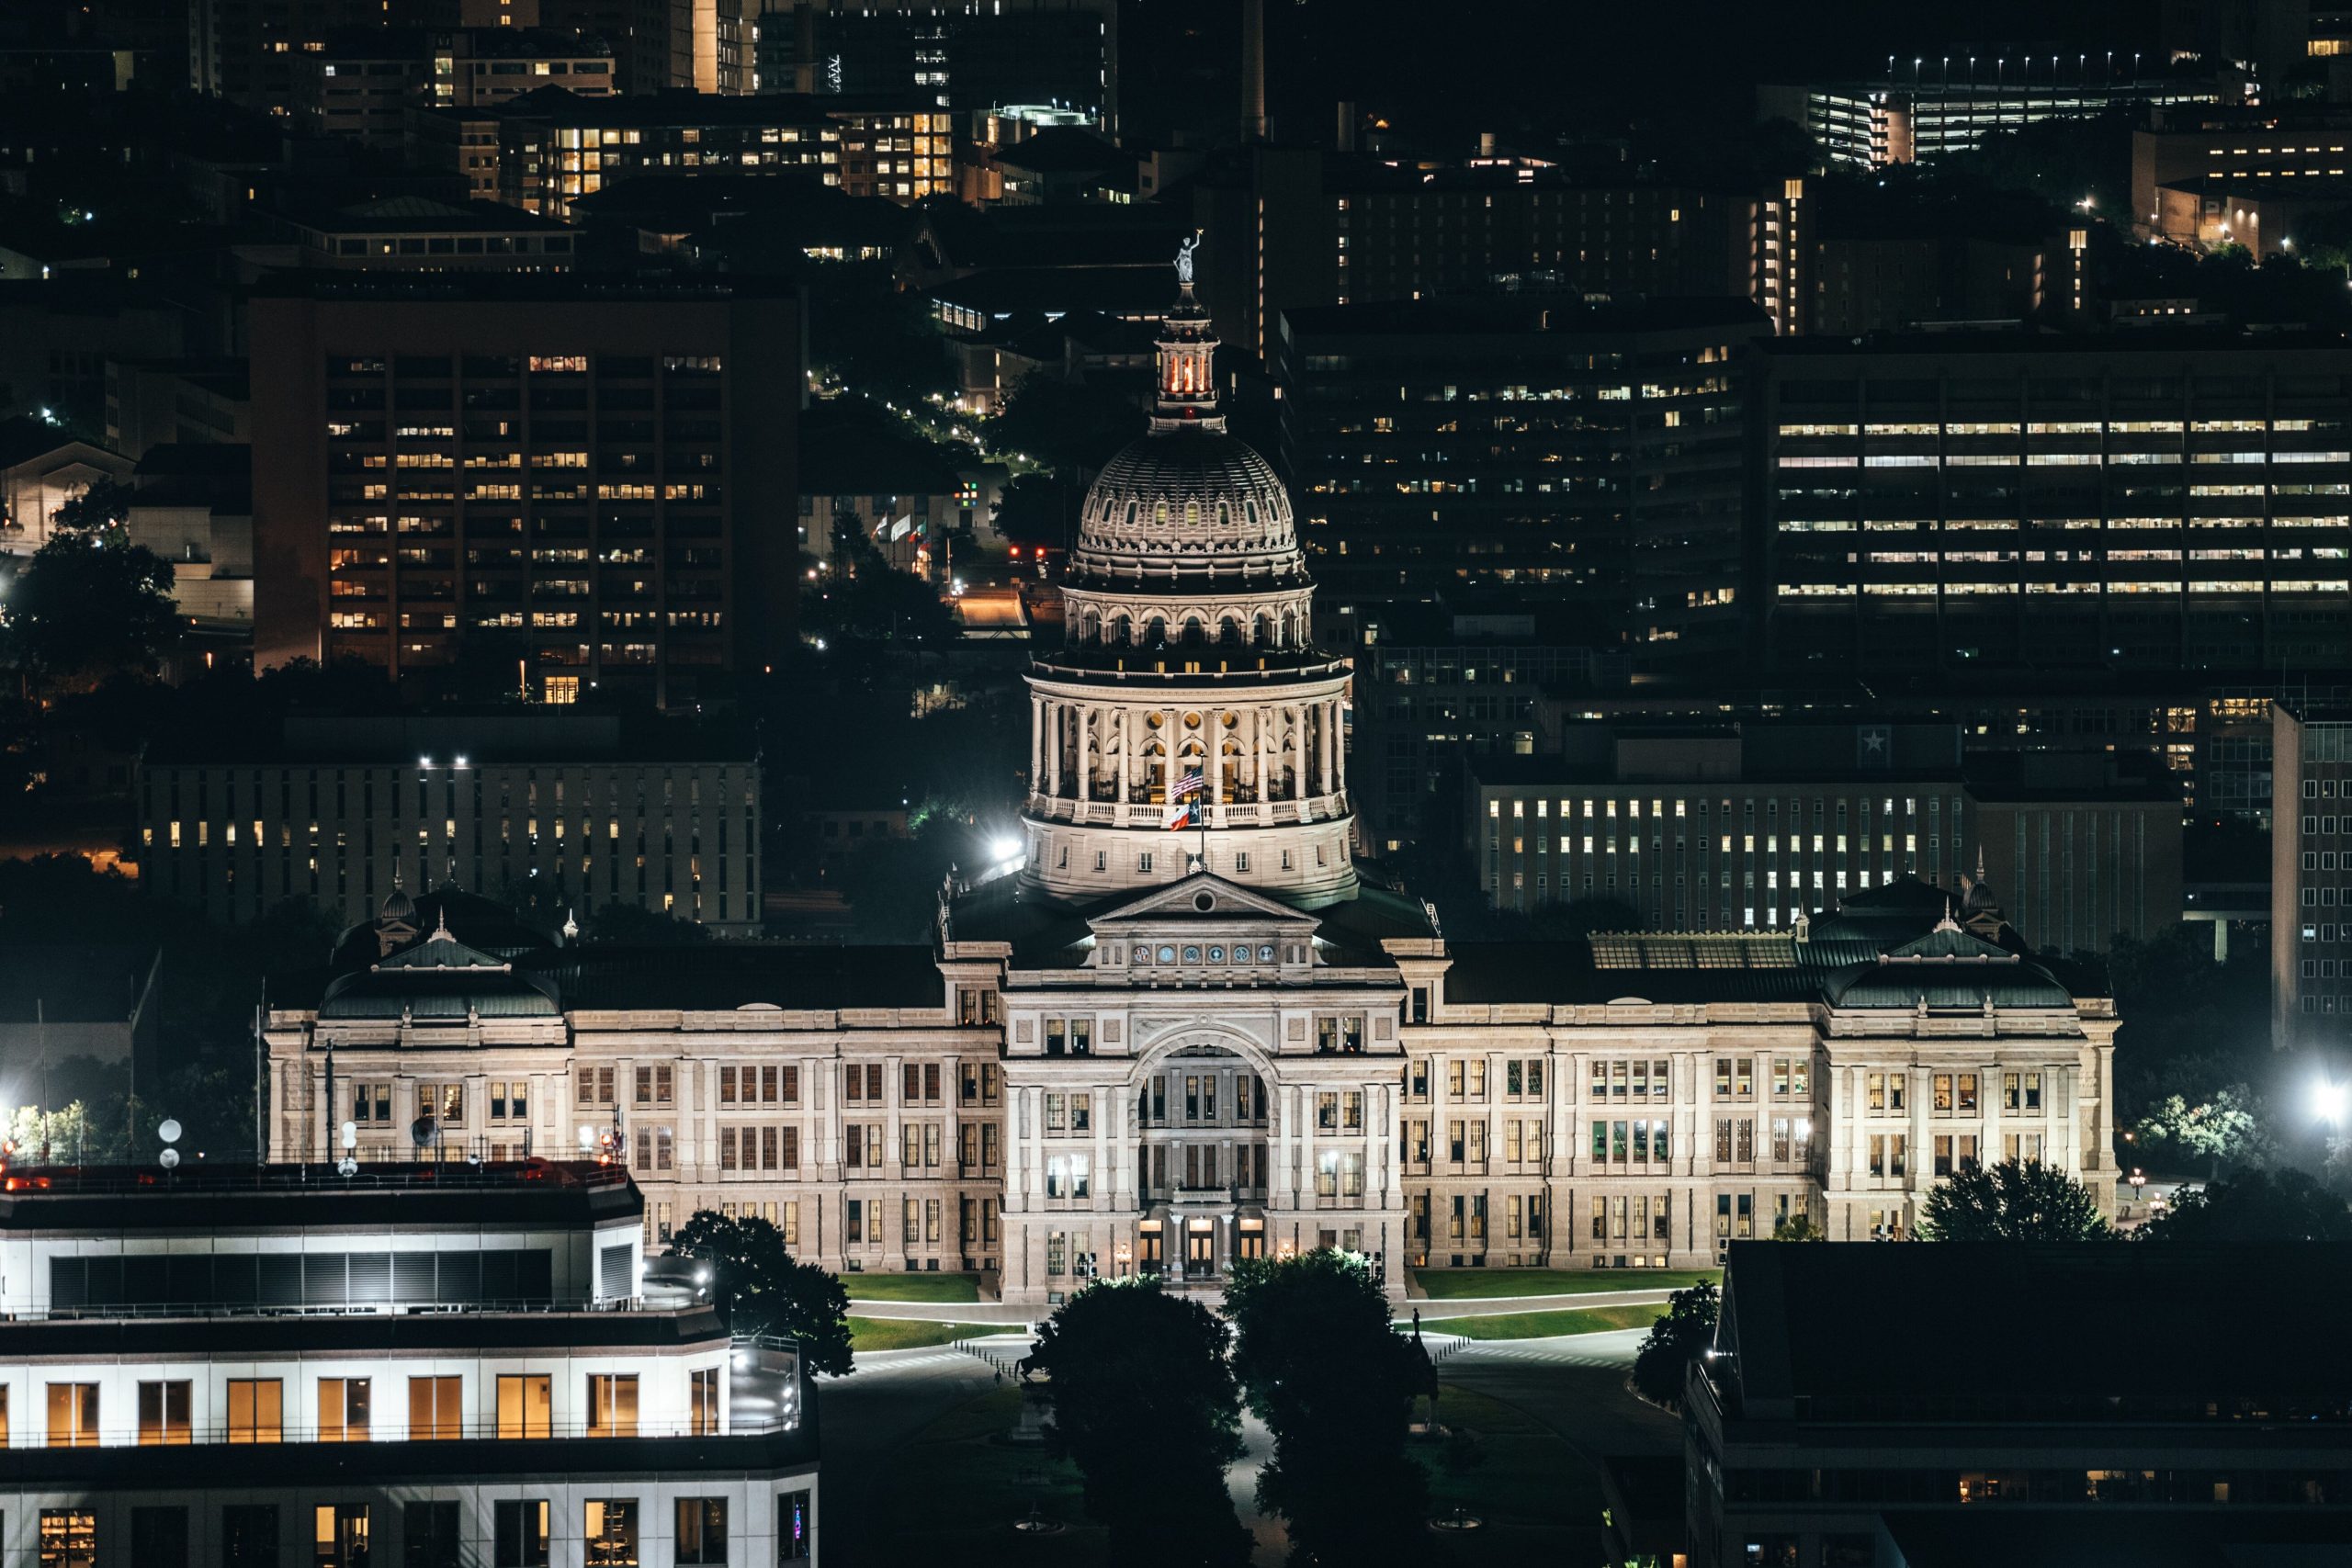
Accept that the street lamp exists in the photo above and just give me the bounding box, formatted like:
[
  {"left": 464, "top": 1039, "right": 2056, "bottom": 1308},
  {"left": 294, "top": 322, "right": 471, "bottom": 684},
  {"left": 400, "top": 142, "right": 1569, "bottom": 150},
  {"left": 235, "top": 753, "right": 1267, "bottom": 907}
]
[{"left": 2314, "top": 1078, "right": 2348, "bottom": 1126}]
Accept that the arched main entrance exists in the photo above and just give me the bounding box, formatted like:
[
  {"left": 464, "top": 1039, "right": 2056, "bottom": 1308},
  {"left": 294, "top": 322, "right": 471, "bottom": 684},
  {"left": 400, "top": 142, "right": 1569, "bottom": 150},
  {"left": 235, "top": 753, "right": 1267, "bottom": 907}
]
[{"left": 1130, "top": 1038, "right": 1272, "bottom": 1285}]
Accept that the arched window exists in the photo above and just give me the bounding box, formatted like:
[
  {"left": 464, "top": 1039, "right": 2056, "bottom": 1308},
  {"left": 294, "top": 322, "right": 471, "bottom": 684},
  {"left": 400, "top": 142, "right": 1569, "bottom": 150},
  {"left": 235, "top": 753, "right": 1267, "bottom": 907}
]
[
  {"left": 1218, "top": 616, "right": 1241, "bottom": 646},
  {"left": 1110, "top": 615, "right": 1131, "bottom": 645},
  {"left": 1145, "top": 615, "right": 1167, "bottom": 646}
]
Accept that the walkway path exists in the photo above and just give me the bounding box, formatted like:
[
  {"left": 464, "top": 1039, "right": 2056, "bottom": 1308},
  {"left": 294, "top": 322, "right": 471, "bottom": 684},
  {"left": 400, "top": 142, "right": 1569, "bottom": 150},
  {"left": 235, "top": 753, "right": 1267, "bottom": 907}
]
[{"left": 848, "top": 1285, "right": 1680, "bottom": 1324}]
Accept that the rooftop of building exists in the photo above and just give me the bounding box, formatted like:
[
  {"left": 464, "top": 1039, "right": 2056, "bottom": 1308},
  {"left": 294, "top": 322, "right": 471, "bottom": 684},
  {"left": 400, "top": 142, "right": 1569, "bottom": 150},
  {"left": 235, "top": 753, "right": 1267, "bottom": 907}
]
[
  {"left": 247, "top": 270, "right": 794, "bottom": 304},
  {"left": 2158, "top": 174, "right": 2352, "bottom": 201},
  {"left": 313, "top": 25, "right": 613, "bottom": 60},
  {"left": 1713, "top": 1240, "right": 2352, "bottom": 1410},
  {"left": 0, "top": 1159, "right": 639, "bottom": 1235},
  {"left": 568, "top": 173, "right": 908, "bottom": 243},
  {"left": 495, "top": 85, "right": 930, "bottom": 127},
  {"left": 0, "top": 415, "right": 122, "bottom": 471},
  {"left": 997, "top": 124, "right": 1136, "bottom": 175},
  {"left": 931, "top": 264, "right": 1170, "bottom": 319},
  {"left": 147, "top": 710, "right": 755, "bottom": 767},
  {"left": 1283, "top": 294, "right": 1770, "bottom": 341},
  {"left": 1754, "top": 322, "right": 2352, "bottom": 358},
  {"left": 277, "top": 195, "right": 578, "bottom": 236},
  {"left": 1443, "top": 877, "right": 2092, "bottom": 1010}
]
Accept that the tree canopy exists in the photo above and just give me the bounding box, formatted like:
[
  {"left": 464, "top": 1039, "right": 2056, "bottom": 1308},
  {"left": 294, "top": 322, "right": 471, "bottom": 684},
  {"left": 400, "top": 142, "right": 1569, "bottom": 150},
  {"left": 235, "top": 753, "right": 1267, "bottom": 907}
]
[
  {"left": 2143, "top": 1168, "right": 2352, "bottom": 1243},
  {"left": 2131, "top": 1084, "right": 2275, "bottom": 1179},
  {"left": 1224, "top": 1251, "right": 1428, "bottom": 1564},
  {"left": 0, "top": 527, "right": 179, "bottom": 687},
  {"left": 669, "top": 1210, "right": 854, "bottom": 1378},
  {"left": 1032, "top": 1280, "right": 1250, "bottom": 1567},
  {"left": 1629, "top": 1280, "right": 1719, "bottom": 1408},
  {"left": 1919, "top": 1158, "right": 2109, "bottom": 1241}
]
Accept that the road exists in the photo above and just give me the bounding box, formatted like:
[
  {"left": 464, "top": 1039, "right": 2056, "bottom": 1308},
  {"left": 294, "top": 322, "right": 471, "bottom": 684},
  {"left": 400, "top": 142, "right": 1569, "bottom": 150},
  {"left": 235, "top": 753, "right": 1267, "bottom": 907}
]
[
  {"left": 845, "top": 1286, "right": 1679, "bottom": 1324},
  {"left": 813, "top": 1337, "right": 1028, "bottom": 1568},
  {"left": 818, "top": 1325, "right": 1677, "bottom": 1566}
]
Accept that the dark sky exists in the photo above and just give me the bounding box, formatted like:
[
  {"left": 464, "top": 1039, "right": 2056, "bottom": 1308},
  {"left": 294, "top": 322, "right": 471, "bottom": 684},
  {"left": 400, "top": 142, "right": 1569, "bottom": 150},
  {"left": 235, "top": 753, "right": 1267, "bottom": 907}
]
[{"left": 1123, "top": 0, "right": 2169, "bottom": 150}]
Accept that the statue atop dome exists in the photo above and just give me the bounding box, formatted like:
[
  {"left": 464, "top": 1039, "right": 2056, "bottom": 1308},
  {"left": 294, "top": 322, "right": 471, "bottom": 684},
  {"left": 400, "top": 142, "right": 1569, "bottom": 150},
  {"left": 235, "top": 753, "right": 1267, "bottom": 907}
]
[{"left": 1175, "top": 231, "right": 1199, "bottom": 287}]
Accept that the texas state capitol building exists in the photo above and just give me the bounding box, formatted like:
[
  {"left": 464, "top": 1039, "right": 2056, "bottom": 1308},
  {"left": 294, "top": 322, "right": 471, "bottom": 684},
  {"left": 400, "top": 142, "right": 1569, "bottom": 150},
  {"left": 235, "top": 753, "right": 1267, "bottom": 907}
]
[{"left": 266, "top": 270, "right": 2121, "bottom": 1305}]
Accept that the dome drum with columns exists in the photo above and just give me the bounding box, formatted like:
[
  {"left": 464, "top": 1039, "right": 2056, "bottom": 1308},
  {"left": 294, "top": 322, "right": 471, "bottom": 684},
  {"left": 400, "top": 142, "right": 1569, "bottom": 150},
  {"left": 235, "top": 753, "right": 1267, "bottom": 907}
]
[{"left": 1019, "top": 264, "right": 1358, "bottom": 906}]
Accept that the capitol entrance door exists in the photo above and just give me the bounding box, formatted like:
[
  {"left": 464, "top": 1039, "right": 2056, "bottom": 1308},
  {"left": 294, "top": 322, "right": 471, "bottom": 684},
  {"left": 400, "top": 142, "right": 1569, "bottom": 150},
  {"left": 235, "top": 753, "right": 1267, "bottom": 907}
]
[
  {"left": 1137, "top": 1221, "right": 1163, "bottom": 1276},
  {"left": 1184, "top": 1219, "right": 1216, "bottom": 1278}
]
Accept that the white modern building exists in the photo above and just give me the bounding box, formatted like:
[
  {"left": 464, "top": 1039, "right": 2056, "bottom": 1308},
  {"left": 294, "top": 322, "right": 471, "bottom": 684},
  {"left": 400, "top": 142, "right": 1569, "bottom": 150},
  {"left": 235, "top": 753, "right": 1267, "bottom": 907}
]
[
  {"left": 266, "top": 267, "right": 2122, "bottom": 1305},
  {"left": 0, "top": 1161, "right": 818, "bottom": 1567}
]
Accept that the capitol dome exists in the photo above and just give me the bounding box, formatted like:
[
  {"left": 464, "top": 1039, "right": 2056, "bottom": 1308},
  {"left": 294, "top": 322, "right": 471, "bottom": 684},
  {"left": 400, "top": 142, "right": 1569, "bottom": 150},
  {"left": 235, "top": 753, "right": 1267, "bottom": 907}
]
[
  {"left": 1070, "top": 433, "right": 1305, "bottom": 588},
  {"left": 1018, "top": 246, "right": 1355, "bottom": 906}
]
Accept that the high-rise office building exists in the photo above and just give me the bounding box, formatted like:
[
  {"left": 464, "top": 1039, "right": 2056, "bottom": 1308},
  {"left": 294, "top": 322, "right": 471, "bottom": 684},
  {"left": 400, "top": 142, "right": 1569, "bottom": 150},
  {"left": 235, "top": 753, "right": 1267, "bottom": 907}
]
[
  {"left": 494, "top": 86, "right": 952, "bottom": 216},
  {"left": 751, "top": 0, "right": 1115, "bottom": 127},
  {"left": 2274, "top": 699, "right": 2352, "bottom": 1047},
  {"left": 1755, "top": 330, "right": 2352, "bottom": 674},
  {"left": 249, "top": 275, "right": 800, "bottom": 710},
  {"left": 1760, "top": 62, "right": 2227, "bottom": 170},
  {"left": 1283, "top": 296, "right": 1765, "bottom": 657}
]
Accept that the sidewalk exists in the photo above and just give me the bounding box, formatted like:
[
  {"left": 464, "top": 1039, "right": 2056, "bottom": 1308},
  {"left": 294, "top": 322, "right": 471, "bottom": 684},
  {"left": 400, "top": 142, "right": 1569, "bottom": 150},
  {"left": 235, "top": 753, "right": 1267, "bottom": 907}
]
[{"left": 848, "top": 1286, "right": 1678, "bottom": 1324}]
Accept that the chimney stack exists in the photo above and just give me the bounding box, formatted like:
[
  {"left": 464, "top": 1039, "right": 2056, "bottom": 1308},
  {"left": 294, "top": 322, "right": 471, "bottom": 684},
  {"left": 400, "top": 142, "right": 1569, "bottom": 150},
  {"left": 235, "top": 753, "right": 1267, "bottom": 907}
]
[{"left": 1241, "top": 0, "right": 1267, "bottom": 140}]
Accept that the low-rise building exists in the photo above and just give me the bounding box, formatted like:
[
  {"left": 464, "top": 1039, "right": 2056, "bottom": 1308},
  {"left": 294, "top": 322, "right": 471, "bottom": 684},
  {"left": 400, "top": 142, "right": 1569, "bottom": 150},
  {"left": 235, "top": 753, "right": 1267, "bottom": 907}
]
[
  {"left": 138, "top": 716, "right": 763, "bottom": 934},
  {"left": 0, "top": 417, "right": 134, "bottom": 556},
  {"left": 124, "top": 443, "right": 254, "bottom": 649},
  {"left": 1690, "top": 1241, "right": 2352, "bottom": 1567},
  {"left": 1467, "top": 721, "right": 2183, "bottom": 954},
  {"left": 0, "top": 1161, "right": 820, "bottom": 1566}
]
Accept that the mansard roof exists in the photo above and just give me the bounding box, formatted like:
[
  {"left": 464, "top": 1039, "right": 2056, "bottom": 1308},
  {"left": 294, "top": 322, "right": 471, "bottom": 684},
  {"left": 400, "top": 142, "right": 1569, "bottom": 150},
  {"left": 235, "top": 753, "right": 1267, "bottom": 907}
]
[{"left": 1444, "top": 894, "right": 2088, "bottom": 1012}]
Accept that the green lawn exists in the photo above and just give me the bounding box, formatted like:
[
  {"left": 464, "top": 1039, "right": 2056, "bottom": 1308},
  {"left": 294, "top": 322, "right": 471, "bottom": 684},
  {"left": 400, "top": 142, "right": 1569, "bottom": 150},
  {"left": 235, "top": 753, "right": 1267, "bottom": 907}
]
[
  {"left": 1411, "top": 1267, "right": 1718, "bottom": 1301},
  {"left": 1413, "top": 1383, "right": 1607, "bottom": 1566},
  {"left": 877, "top": 1384, "right": 1104, "bottom": 1562},
  {"left": 1420, "top": 1303, "right": 1661, "bottom": 1340},
  {"left": 843, "top": 1272, "right": 984, "bottom": 1303},
  {"left": 849, "top": 1317, "right": 967, "bottom": 1352}
]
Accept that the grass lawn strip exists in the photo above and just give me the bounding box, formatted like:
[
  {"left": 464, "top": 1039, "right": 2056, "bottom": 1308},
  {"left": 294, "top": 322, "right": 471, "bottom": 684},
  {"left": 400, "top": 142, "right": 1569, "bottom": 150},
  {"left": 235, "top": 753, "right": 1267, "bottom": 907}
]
[
  {"left": 842, "top": 1272, "right": 983, "bottom": 1303},
  {"left": 1410, "top": 1267, "right": 1718, "bottom": 1301},
  {"left": 847, "top": 1317, "right": 967, "bottom": 1352},
  {"left": 1419, "top": 1303, "right": 1660, "bottom": 1340}
]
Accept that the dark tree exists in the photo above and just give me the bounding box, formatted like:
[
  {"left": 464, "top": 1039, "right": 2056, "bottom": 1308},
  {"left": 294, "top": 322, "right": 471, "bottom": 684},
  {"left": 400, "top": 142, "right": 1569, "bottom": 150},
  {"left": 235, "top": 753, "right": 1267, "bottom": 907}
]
[
  {"left": 670, "top": 1211, "right": 854, "bottom": 1377},
  {"left": 1224, "top": 1251, "right": 1428, "bottom": 1565},
  {"left": 1032, "top": 1280, "right": 1250, "bottom": 1567},
  {"left": 1629, "top": 1280, "right": 1719, "bottom": 1409},
  {"left": 988, "top": 470, "right": 1085, "bottom": 550},
  {"left": 1, "top": 529, "right": 179, "bottom": 686},
  {"left": 50, "top": 478, "right": 130, "bottom": 535},
  {"left": 984, "top": 372, "right": 1142, "bottom": 477},
  {"left": 1919, "top": 1158, "right": 2109, "bottom": 1242},
  {"left": 2143, "top": 1168, "right": 2352, "bottom": 1242}
]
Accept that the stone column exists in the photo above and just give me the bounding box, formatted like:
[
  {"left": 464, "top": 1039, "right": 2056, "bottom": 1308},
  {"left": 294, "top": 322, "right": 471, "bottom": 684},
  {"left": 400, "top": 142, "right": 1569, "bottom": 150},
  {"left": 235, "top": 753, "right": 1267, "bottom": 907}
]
[
  {"left": 1030, "top": 694, "right": 1044, "bottom": 787},
  {"left": 1044, "top": 702, "right": 1062, "bottom": 798},
  {"left": 1117, "top": 709, "right": 1132, "bottom": 806},
  {"left": 1254, "top": 706, "right": 1269, "bottom": 804},
  {"left": 1317, "top": 699, "right": 1336, "bottom": 800}
]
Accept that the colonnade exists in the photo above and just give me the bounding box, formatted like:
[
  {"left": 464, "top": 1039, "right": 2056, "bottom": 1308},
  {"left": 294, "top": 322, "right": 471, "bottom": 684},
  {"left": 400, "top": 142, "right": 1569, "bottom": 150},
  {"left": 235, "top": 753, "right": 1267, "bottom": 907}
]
[{"left": 1028, "top": 694, "right": 1346, "bottom": 807}]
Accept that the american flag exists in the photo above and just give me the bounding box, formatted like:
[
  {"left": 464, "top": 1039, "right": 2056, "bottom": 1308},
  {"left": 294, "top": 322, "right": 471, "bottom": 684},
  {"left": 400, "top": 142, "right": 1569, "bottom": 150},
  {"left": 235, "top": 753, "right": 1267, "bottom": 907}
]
[{"left": 1172, "top": 768, "right": 1206, "bottom": 797}]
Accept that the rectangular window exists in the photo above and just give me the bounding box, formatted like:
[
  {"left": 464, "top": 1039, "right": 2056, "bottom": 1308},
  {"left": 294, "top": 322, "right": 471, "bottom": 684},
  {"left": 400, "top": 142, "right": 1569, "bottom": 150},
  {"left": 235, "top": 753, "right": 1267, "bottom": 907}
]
[
  {"left": 45, "top": 1383, "right": 97, "bottom": 1448},
  {"left": 586, "top": 1374, "right": 638, "bottom": 1438},
  {"left": 493, "top": 1501, "right": 550, "bottom": 1568},
  {"left": 227, "top": 1379, "right": 282, "bottom": 1443},
  {"left": 312, "top": 1506, "right": 368, "bottom": 1568},
  {"left": 401, "top": 1501, "right": 459, "bottom": 1568},
  {"left": 41, "top": 1511, "right": 96, "bottom": 1568},
  {"left": 132, "top": 1508, "right": 187, "bottom": 1568},
  {"left": 318, "top": 1378, "right": 370, "bottom": 1443},
  {"left": 778, "top": 1492, "right": 812, "bottom": 1562},
  {"left": 582, "top": 1501, "right": 637, "bottom": 1568},
  {"left": 675, "top": 1499, "right": 726, "bottom": 1565},
  {"left": 138, "top": 1380, "right": 192, "bottom": 1445},
  {"left": 691, "top": 1367, "right": 719, "bottom": 1436},
  {"left": 497, "top": 1374, "right": 551, "bottom": 1439},
  {"left": 407, "top": 1376, "right": 461, "bottom": 1440},
  {"left": 222, "top": 1506, "right": 277, "bottom": 1568}
]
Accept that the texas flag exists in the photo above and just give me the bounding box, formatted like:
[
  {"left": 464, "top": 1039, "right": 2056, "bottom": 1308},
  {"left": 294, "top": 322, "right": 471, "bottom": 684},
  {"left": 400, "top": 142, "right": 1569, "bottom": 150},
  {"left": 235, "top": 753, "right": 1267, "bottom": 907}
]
[{"left": 1163, "top": 801, "right": 1199, "bottom": 830}]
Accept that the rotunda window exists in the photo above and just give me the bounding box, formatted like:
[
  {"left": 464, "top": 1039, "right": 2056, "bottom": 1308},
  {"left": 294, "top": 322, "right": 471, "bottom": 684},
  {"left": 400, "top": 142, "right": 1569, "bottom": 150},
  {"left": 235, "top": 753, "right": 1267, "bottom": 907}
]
[
  {"left": 1257, "top": 943, "right": 1275, "bottom": 961},
  {"left": 1182, "top": 945, "right": 1202, "bottom": 964},
  {"left": 1158, "top": 944, "right": 1176, "bottom": 963},
  {"left": 1193, "top": 893, "right": 1216, "bottom": 912},
  {"left": 1183, "top": 712, "right": 1203, "bottom": 729},
  {"left": 1229, "top": 948, "right": 1248, "bottom": 966},
  {"left": 1207, "top": 945, "right": 1225, "bottom": 963},
  {"left": 1185, "top": 501, "right": 1200, "bottom": 526}
]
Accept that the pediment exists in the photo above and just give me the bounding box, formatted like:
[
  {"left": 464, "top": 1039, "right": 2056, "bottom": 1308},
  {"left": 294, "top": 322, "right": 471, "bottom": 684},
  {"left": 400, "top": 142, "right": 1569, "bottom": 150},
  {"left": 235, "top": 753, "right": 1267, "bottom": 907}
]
[{"left": 1087, "top": 872, "right": 1316, "bottom": 931}]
